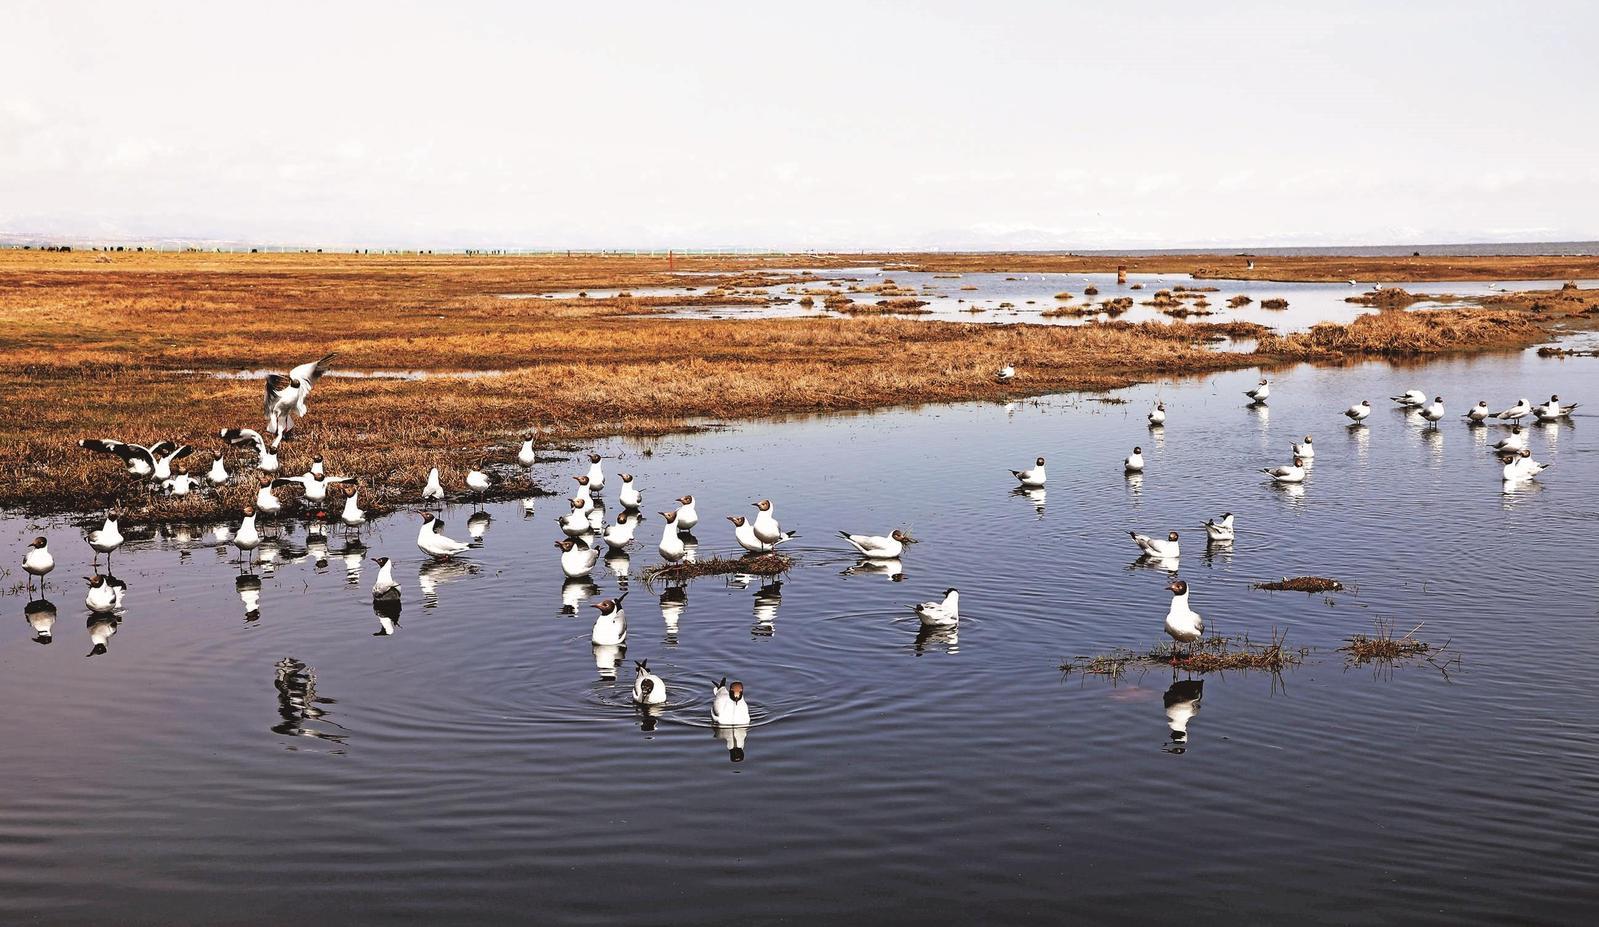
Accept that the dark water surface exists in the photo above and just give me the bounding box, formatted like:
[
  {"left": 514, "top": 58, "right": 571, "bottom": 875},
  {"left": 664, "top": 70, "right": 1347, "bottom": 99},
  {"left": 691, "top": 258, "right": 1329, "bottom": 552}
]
[{"left": 3, "top": 349, "right": 1597, "bottom": 924}]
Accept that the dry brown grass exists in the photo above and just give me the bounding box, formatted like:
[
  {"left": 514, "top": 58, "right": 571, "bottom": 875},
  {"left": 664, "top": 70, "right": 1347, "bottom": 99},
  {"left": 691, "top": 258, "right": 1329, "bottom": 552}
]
[
  {"left": 3, "top": 251, "right": 1587, "bottom": 523},
  {"left": 1253, "top": 576, "right": 1344, "bottom": 592},
  {"left": 1256, "top": 307, "right": 1547, "bottom": 359},
  {"left": 1061, "top": 629, "right": 1306, "bottom": 678},
  {"left": 642, "top": 553, "right": 793, "bottom": 584},
  {"left": 865, "top": 251, "right": 1599, "bottom": 283}
]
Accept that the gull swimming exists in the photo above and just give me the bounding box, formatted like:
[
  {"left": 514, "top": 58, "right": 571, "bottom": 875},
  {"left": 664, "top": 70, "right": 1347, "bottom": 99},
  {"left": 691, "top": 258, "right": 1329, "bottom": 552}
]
[
  {"left": 1124, "top": 446, "right": 1145, "bottom": 473},
  {"left": 839, "top": 529, "right": 917, "bottom": 560},
  {"left": 1502, "top": 449, "right": 1552, "bottom": 481},
  {"left": 371, "top": 556, "right": 401, "bottom": 599},
  {"left": 555, "top": 538, "right": 600, "bottom": 578},
  {"left": 590, "top": 592, "right": 628, "bottom": 646},
  {"left": 711, "top": 678, "right": 751, "bottom": 725},
  {"left": 1262, "top": 456, "right": 1307, "bottom": 483},
  {"left": 1011, "top": 456, "right": 1046, "bottom": 488},
  {"left": 85, "top": 574, "right": 124, "bottom": 614},
  {"left": 673, "top": 495, "right": 700, "bottom": 530},
  {"left": 657, "top": 511, "right": 687, "bottom": 562},
  {"left": 1202, "top": 513, "right": 1235, "bottom": 542},
  {"left": 1148, "top": 402, "right": 1166, "bottom": 426},
  {"left": 1291, "top": 435, "right": 1314, "bottom": 459},
  {"left": 558, "top": 499, "right": 592, "bottom": 537},
  {"left": 602, "top": 511, "right": 642, "bottom": 549},
  {"left": 633, "top": 660, "right": 667, "bottom": 705},
  {"left": 416, "top": 513, "right": 471, "bottom": 559},
  {"left": 1130, "top": 530, "right": 1180, "bottom": 559},
  {"left": 1534, "top": 394, "right": 1579, "bottom": 421},
  {"left": 911, "top": 587, "right": 959, "bottom": 628},
  {"left": 1491, "top": 425, "right": 1528, "bottom": 454}
]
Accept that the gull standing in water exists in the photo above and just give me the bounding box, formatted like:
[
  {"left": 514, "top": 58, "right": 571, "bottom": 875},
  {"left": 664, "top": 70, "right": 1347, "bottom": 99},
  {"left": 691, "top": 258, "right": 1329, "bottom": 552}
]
[
  {"left": 466, "top": 463, "right": 499, "bottom": 505},
  {"left": 557, "top": 498, "right": 592, "bottom": 538},
  {"left": 1496, "top": 398, "right": 1532, "bottom": 423},
  {"left": 1491, "top": 426, "right": 1528, "bottom": 454},
  {"left": 1463, "top": 400, "right": 1492, "bottom": 424},
  {"left": 618, "top": 474, "right": 642, "bottom": 511},
  {"left": 1418, "top": 396, "right": 1445, "bottom": 427},
  {"left": 517, "top": 434, "right": 537, "bottom": 468},
  {"left": 254, "top": 477, "right": 284, "bottom": 517},
  {"left": 1124, "top": 446, "right": 1145, "bottom": 473},
  {"left": 1244, "top": 378, "right": 1270, "bottom": 404},
  {"left": 839, "top": 529, "right": 917, "bottom": 560},
  {"left": 601, "top": 511, "right": 642, "bottom": 550},
  {"left": 86, "top": 513, "right": 124, "bottom": 568},
  {"left": 422, "top": 467, "right": 446, "bottom": 505},
  {"left": 1392, "top": 389, "right": 1426, "bottom": 407},
  {"left": 234, "top": 506, "right": 261, "bottom": 563},
  {"left": 220, "top": 428, "right": 281, "bottom": 474},
  {"left": 339, "top": 486, "right": 367, "bottom": 532},
  {"left": 24, "top": 537, "right": 55, "bottom": 592},
  {"left": 416, "top": 513, "right": 471, "bottom": 559},
  {"left": 1011, "top": 457, "right": 1046, "bottom": 488},
  {"left": 585, "top": 453, "right": 606, "bottom": 492},
  {"left": 1344, "top": 400, "right": 1372, "bottom": 423},
  {"left": 729, "top": 515, "right": 796, "bottom": 554},
  {"left": 1148, "top": 402, "right": 1166, "bottom": 426},
  {"left": 1291, "top": 435, "right": 1314, "bottom": 459},
  {"left": 657, "top": 510, "right": 687, "bottom": 563}
]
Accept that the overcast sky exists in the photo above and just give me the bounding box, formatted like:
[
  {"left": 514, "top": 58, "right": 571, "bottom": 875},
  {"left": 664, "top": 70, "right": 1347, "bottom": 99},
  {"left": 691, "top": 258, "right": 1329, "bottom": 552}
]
[{"left": 3, "top": 1, "right": 1595, "bottom": 249}]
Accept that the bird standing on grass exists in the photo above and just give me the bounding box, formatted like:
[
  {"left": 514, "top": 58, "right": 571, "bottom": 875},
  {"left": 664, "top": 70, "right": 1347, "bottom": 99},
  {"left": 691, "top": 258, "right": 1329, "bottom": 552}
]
[{"left": 1163, "top": 580, "right": 1203, "bottom": 662}]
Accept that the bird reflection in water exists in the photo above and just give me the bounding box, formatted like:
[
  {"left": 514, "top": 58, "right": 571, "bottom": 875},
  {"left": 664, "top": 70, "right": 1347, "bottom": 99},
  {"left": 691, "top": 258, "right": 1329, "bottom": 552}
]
[
  {"left": 26, "top": 598, "right": 58, "bottom": 644},
  {"left": 236, "top": 573, "right": 263, "bottom": 622},
  {"left": 1124, "top": 472, "right": 1144, "bottom": 500},
  {"left": 678, "top": 532, "right": 700, "bottom": 564},
  {"left": 520, "top": 496, "right": 539, "bottom": 518},
  {"left": 592, "top": 643, "right": 625, "bottom": 681},
  {"left": 86, "top": 613, "right": 119, "bottom": 657},
  {"left": 338, "top": 539, "right": 368, "bottom": 586},
  {"left": 1163, "top": 679, "right": 1203, "bottom": 754},
  {"left": 843, "top": 557, "right": 905, "bottom": 582},
  {"left": 272, "top": 658, "right": 346, "bottom": 745},
  {"left": 751, "top": 580, "right": 782, "bottom": 637},
  {"left": 712, "top": 722, "right": 749, "bottom": 763},
  {"left": 659, "top": 585, "right": 686, "bottom": 643},
  {"left": 467, "top": 511, "right": 492, "bottom": 542},
  {"left": 604, "top": 548, "right": 631, "bottom": 586},
  {"left": 1010, "top": 486, "right": 1046, "bottom": 518},
  {"left": 373, "top": 597, "right": 402, "bottom": 636},
  {"left": 913, "top": 624, "right": 959, "bottom": 656},
  {"left": 561, "top": 576, "right": 600, "bottom": 616},
  {"left": 419, "top": 558, "right": 479, "bottom": 608}
]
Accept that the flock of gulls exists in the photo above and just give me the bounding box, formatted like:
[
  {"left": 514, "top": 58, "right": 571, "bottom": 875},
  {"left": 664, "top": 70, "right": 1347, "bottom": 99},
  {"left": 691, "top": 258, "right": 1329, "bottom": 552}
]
[{"left": 11, "top": 350, "right": 1581, "bottom": 752}]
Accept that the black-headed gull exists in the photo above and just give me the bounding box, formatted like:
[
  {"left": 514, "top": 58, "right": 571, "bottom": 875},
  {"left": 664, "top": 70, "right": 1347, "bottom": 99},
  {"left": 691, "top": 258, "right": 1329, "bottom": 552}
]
[
  {"left": 272, "top": 472, "right": 355, "bottom": 506},
  {"left": 219, "top": 428, "right": 281, "bottom": 473},
  {"left": 1163, "top": 580, "right": 1204, "bottom": 658},
  {"left": 23, "top": 537, "right": 54, "bottom": 591},
  {"left": 416, "top": 513, "right": 471, "bottom": 559},
  {"left": 1124, "top": 447, "right": 1145, "bottom": 473},
  {"left": 1418, "top": 396, "right": 1445, "bottom": 427},
  {"left": 517, "top": 434, "right": 537, "bottom": 468},
  {"left": 1502, "top": 449, "right": 1551, "bottom": 481},
  {"left": 618, "top": 473, "right": 642, "bottom": 510},
  {"left": 263, "top": 353, "right": 336, "bottom": 436},
  {"left": 601, "top": 511, "right": 642, "bottom": 549},
  {"left": 657, "top": 510, "right": 687, "bottom": 562},
  {"left": 558, "top": 499, "right": 591, "bottom": 537},
  {"left": 1148, "top": 402, "right": 1166, "bottom": 426},
  {"left": 1262, "top": 457, "right": 1307, "bottom": 483},
  {"left": 1202, "top": 513, "right": 1234, "bottom": 541},
  {"left": 206, "top": 455, "right": 230, "bottom": 485},
  {"left": 839, "top": 529, "right": 917, "bottom": 560},
  {"left": 711, "top": 678, "right": 751, "bottom": 725},
  {"left": 1244, "top": 378, "right": 1270, "bottom": 403},
  {"left": 590, "top": 592, "right": 628, "bottom": 645},
  {"left": 1344, "top": 400, "right": 1372, "bottom": 423},
  {"left": 751, "top": 499, "right": 784, "bottom": 544},
  {"left": 996, "top": 363, "right": 1016, "bottom": 382},
  {"left": 1534, "top": 394, "right": 1579, "bottom": 421},
  {"left": 633, "top": 660, "right": 667, "bottom": 705},
  {"left": 555, "top": 538, "right": 600, "bottom": 578},
  {"left": 1391, "top": 389, "right": 1426, "bottom": 407},
  {"left": 585, "top": 454, "right": 606, "bottom": 491},
  {"left": 161, "top": 472, "right": 200, "bottom": 497},
  {"left": 234, "top": 507, "right": 261, "bottom": 561},
  {"left": 78, "top": 439, "right": 190, "bottom": 481},
  {"left": 466, "top": 463, "right": 499, "bottom": 504},
  {"left": 730, "top": 515, "right": 796, "bottom": 553},
  {"left": 85, "top": 514, "right": 124, "bottom": 566},
  {"left": 1496, "top": 398, "right": 1532, "bottom": 423},
  {"left": 1291, "top": 435, "right": 1314, "bottom": 459},
  {"left": 674, "top": 495, "right": 700, "bottom": 530},
  {"left": 1490, "top": 425, "right": 1527, "bottom": 454},
  {"left": 1130, "top": 530, "right": 1180, "bottom": 559},
  {"left": 340, "top": 487, "right": 366, "bottom": 529},
  {"left": 1010, "top": 457, "right": 1046, "bottom": 488},
  {"left": 1463, "top": 400, "right": 1491, "bottom": 424},
  {"left": 371, "top": 556, "right": 401, "bottom": 599},
  {"left": 422, "top": 467, "right": 445, "bottom": 504},
  {"left": 84, "top": 574, "right": 123, "bottom": 614},
  {"left": 911, "top": 587, "right": 959, "bottom": 628}
]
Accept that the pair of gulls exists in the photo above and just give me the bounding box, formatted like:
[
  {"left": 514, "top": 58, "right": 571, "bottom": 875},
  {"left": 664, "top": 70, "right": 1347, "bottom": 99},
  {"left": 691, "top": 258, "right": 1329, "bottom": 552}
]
[{"left": 1129, "top": 513, "right": 1235, "bottom": 560}]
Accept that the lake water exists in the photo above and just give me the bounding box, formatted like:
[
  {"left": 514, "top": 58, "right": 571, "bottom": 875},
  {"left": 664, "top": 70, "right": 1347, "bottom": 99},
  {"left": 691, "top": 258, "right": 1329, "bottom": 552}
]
[
  {"left": 502, "top": 269, "right": 1598, "bottom": 333},
  {"left": 3, "top": 347, "right": 1596, "bottom": 923}
]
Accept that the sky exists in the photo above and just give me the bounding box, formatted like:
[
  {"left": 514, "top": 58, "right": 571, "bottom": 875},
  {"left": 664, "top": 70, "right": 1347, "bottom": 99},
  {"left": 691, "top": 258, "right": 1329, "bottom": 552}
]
[{"left": 2, "top": 0, "right": 1596, "bottom": 250}]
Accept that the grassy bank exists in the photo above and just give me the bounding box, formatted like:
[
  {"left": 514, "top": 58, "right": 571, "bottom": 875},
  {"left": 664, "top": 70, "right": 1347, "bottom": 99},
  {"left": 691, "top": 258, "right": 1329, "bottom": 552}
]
[{"left": 1, "top": 252, "right": 1590, "bottom": 524}]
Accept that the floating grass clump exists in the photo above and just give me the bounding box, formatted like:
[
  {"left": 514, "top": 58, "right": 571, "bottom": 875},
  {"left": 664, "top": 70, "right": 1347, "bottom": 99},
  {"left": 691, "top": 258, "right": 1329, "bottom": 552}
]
[
  {"left": 1227, "top": 294, "right": 1253, "bottom": 307},
  {"left": 1253, "top": 576, "right": 1344, "bottom": 592},
  {"left": 1340, "top": 619, "right": 1431, "bottom": 663},
  {"left": 642, "top": 553, "right": 794, "bottom": 585},
  {"left": 1061, "top": 629, "right": 1305, "bottom": 678},
  {"left": 1260, "top": 298, "right": 1290, "bottom": 309}
]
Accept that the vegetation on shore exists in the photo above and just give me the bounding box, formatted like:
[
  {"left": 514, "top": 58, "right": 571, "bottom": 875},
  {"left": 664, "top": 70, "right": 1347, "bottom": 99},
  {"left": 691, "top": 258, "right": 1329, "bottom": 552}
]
[{"left": 2, "top": 251, "right": 1590, "bottom": 524}]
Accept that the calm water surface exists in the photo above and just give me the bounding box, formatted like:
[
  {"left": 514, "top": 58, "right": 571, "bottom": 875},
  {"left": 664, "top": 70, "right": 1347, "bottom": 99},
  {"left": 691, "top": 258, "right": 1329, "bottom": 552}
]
[{"left": 2, "top": 349, "right": 1597, "bottom": 924}]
